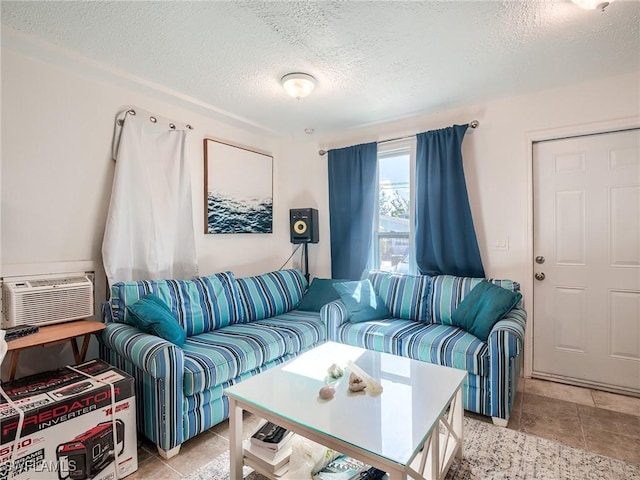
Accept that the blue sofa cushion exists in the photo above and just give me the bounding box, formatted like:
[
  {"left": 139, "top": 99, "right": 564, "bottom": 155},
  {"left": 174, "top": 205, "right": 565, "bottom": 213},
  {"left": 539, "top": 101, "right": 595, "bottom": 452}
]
[
  {"left": 254, "top": 310, "right": 325, "bottom": 352},
  {"left": 452, "top": 280, "right": 522, "bottom": 341},
  {"left": 182, "top": 324, "right": 290, "bottom": 395},
  {"left": 368, "top": 270, "right": 433, "bottom": 322},
  {"left": 126, "top": 293, "right": 187, "bottom": 346},
  {"left": 296, "top": 278, "right": 345, "bottom": 312},
  {"left": 336, "top": 318, "right": 424, "bottom": 354},
  {"left": 430, "top": 275, "right": 520, "bottom": 326},
  {"left": 334, "top": 279, "right": 391, "bottom": 323},
  {"left": 398, "top": 323, "right": 489, "bottom": 376},
  {"left": 110, "top": 278, "right": 208, "bottom": 336},
  {"left": 236, "top": 269, "right": 308, "bottom": 322},
  {"left": 194, "top": 272, "right": 244, "bottom": 331}
]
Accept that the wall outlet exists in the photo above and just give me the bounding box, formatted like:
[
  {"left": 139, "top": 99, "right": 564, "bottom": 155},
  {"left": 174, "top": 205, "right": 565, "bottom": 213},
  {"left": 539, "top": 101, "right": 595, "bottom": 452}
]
[{"left": 495, "top": 238, "right": 509, "bottom": 251}]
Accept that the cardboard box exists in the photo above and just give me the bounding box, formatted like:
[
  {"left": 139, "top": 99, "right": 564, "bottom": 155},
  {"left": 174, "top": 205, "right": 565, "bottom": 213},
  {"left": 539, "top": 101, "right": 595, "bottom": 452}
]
[{"left": 0, "top": 360, "right": 137, "bottom": 480}]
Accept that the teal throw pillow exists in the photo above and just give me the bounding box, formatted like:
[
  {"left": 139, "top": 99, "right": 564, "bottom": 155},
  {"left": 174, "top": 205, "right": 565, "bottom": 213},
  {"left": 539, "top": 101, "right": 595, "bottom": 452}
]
[
  {"left": 333, "top": 279, "right": 391, "bottom": 323},
  {"left": 451, "top": 280, "right": 522, "bottom": 342},
  {"left": 127, "top": 293, "right": 186, "bottom": 346},
  {"left": 296, "top": 278, "right": 346, "bottom": 312}
]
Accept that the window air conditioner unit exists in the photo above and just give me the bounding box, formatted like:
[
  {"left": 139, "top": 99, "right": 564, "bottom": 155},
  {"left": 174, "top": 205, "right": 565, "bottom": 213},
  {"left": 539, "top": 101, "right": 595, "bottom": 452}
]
[{"left": 2, "top": 276, "right": 94, "bottom": 328}]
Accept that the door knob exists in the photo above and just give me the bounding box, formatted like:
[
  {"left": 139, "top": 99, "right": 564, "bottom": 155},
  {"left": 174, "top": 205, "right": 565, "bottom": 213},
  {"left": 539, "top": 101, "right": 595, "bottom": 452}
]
[
  {"left": 535, "top": 272, "right": 546, "bottom": 281},
  {"left": 535, "top": 256, "right": 545, "bottom": 264}
]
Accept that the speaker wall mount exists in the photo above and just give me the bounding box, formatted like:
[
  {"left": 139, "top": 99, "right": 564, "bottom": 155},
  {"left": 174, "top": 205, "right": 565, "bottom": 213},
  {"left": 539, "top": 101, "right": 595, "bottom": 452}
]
[{"left": 289, "top": 208, "right": 318, "bottom": 283}]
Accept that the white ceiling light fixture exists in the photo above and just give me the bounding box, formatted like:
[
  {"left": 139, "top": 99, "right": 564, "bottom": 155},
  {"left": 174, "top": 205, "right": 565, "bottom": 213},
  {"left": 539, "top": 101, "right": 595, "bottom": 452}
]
[
  {"left": 571, "top": 0, "right": 614, "bottom": 12},
  {"left": 281, "top": 73, "right": 316, "bottom": 99}
]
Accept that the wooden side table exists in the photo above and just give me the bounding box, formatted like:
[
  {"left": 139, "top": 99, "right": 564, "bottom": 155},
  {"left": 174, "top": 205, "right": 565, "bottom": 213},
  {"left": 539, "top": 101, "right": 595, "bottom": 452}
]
[{"left": 4, "top": 320, "right": 106, "bottom": 381}]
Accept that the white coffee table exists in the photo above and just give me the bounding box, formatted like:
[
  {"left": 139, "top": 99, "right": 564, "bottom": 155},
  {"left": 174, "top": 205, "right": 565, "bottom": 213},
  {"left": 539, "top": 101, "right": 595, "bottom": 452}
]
[{"left": 225, "top": 341, "right": 466, "bottom": 480}]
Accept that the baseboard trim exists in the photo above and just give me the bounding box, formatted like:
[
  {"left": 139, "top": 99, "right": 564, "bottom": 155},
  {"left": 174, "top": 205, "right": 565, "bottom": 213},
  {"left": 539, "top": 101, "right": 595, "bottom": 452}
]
[{"left": 531, "top": 372, "right": 640, "bottom": 398}]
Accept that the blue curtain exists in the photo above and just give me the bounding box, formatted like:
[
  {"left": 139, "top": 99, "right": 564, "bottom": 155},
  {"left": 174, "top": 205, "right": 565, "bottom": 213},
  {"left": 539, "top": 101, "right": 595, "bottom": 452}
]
[
  {"left": 328, "top": 142, "right": 378, "bottom": 280},
  {"left": 415, "top": 124, "right": 485, "bottom": 277}
]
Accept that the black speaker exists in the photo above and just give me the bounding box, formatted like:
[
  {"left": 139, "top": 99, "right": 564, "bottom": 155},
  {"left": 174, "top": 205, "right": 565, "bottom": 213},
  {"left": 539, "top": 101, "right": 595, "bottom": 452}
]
[{"left": 290, "top": 208, "right": 319, "bottom": 244}]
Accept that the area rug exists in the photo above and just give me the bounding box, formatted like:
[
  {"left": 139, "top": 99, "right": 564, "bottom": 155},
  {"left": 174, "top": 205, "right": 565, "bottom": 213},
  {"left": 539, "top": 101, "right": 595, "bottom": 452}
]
[{"left": 184, "top": 417, "right": 640, "bottom": 480}]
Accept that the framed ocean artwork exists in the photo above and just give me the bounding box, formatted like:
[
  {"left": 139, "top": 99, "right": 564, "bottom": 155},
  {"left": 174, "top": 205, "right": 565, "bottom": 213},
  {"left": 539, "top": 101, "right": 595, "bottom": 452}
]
[{"left": 204, "top": 138, "right": 273, "bottom": 234}]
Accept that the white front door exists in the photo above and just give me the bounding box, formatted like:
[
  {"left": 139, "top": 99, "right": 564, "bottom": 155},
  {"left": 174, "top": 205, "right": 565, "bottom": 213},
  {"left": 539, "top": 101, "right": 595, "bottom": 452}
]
[{"left": 533, "top": 129, "right": 640, "bottom": 392}]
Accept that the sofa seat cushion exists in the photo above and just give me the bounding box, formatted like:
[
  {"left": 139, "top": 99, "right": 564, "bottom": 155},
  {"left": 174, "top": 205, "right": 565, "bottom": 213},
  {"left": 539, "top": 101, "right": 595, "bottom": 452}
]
[
  {"left": 398, "top": 323, "right": 489, "bottom": 376},
  {"left": 182, "top": 324, "right": 290, "bottom": 395},
  {"left": 184, "top": 385, "right": 224, "bottom": 414},
  {"left": 336, "top": 319, "right": 424, "bottom": 355},
  {"left": 254, "top": 310, "right": 326, "bottom": 352}
]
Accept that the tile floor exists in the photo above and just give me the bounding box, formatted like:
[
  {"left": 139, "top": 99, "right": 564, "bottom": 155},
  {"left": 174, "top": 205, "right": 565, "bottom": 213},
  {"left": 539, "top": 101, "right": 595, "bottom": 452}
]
[
  {"left": 128, "top": 378, "right": 640, "bottom": 479},
  {"left": 508, "top": 378, "right": 640, "bottom": 465}
]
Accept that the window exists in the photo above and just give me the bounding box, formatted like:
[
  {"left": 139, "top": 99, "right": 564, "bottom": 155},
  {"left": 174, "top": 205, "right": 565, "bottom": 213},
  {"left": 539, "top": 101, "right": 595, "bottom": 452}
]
[{"left": 372, "top": 139, "right": 416, "bottom": 273}]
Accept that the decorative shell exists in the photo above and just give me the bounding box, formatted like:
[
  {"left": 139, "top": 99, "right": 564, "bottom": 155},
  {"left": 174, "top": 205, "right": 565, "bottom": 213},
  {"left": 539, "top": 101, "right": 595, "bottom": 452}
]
[
  {"left": 327, "top": 363, "right": 344, "bottom": 379},
  {"left": 319, "top": 385, "right": 336, "bottom": 400},
  {"left": 348, "top": 372, "right": 366, "bottom": 392}
]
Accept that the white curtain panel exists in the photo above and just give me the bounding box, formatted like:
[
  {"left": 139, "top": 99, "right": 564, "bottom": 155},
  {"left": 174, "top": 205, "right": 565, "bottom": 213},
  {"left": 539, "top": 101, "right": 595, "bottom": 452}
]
[{"left": 103, "top": 111, "right": 198, "bottom": 286}]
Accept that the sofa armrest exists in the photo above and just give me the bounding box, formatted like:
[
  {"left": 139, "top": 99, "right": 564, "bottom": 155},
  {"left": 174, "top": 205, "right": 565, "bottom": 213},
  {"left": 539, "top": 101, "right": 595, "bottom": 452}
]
[
  {"left": 102, "top": 301, "right": 116, "bottom": 324},
  {"left": 488, "top": 306, "right": 526, "bottom": 357},
  {"left": 487, "top": 306, "right": 527, "bottom": 420},
  {"left": 101, "top": 323, "right": 185, "bottom": 379},
  {"left": 100, "top": 322, "right": 185, "bottom": 452},
  {"left": 320, "top": 300, "right": 349, "bottom": 341}
]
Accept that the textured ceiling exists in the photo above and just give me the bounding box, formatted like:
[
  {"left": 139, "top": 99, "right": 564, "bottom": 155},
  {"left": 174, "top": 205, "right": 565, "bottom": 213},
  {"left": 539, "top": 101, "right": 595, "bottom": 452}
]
[{"left": 2, "top": 1, "right": 639, "bottom": 139}]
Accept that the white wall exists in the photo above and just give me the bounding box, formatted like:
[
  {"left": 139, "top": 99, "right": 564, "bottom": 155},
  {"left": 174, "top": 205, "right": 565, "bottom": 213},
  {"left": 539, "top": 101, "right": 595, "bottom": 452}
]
[
  {"left": 279, "top": 141, "right": 332, "bottom": 279},
  {"left": 0, "top": 45, "right": 313, "bottom": 378},
  {"left": 0, "top": 48, "right": 300, "bottom": 276},
  {"left": 313, "top": 72, "right": 640, "bottom": 286},
  {"left": 2, "top": 30, "right": 638, "bottom": 380},
  {"left": 309, "top": 71, "right": 640, "bottom": 375}
]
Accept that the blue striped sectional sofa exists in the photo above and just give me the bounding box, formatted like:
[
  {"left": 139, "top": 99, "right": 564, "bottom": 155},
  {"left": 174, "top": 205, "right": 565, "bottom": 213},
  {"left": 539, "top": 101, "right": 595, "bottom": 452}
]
[
  {"left": 321, "top": 270, "right": 526, "bottom": 426},
  {"left": 99, "top": 269, "right": 324, "bottom": 459}
]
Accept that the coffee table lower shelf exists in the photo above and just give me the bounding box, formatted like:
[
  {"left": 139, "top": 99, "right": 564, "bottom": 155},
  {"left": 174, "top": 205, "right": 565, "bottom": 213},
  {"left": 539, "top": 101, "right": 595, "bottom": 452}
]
[
  {"left": 228, "top": 388, "right": 463, "bottom": 480},
  {"left": 243, "top": 427, "right": 461, "bottom": 480}
]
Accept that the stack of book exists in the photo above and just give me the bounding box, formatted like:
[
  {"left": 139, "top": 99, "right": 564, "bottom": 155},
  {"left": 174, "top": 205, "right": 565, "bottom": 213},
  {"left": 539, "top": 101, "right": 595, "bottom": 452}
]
[{"left": 243, "top": 421, "right": 295, "bottom": 478}]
